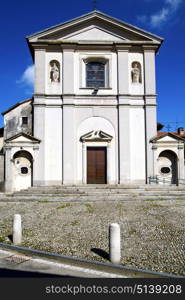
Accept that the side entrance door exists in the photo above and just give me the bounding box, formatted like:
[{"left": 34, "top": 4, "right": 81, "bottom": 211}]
[{"left": 87, "top": 147, "right": 107, "bottom": 184}]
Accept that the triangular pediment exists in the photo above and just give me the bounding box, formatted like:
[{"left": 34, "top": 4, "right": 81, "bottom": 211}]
[
  {"left": 27, "top": 11, "right": 163, "bottom": 44},
  {"left": 81, "top": 130, "right": 112, "bottom": 142},
  {"left": 151, "top": 133, "right": 185, "bottom": 143},
  {"left": 5, "top": 132, "right": 41, "bottom": 143},
  {"left": 62, "top": 26, "right": 124, "bottom": 42}
]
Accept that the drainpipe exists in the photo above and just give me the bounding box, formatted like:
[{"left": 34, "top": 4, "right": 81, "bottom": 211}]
[{"left": 143, "top": 53, "right": 148, "bottom": 184}]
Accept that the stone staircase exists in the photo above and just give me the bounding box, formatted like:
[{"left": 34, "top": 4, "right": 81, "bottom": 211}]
[{"left": 1, "top": 184, "right": 185, "bottom": 202}]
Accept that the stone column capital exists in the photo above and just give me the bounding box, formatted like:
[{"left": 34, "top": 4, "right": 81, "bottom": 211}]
[
  {"left": 152, "top": 145, "right": 157, "bottom": 150},
  {"left": 178, "top": 145, "right": 184, "bottom": 150}
]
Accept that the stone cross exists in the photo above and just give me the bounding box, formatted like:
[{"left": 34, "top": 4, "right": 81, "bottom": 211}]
[{"left": 93, "top": 0, "right": 97, "bottom": 10}]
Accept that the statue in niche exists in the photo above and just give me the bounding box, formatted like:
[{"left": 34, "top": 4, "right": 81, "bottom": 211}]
[
  {"left": 131, "top": 62, "right": 141, "bottom": 83},
  {"left": 50, "top": 61, "right": 60, "bottom": 82}
]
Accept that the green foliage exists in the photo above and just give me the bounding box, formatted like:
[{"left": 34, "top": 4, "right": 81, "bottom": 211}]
[
  {"left": 56, "top": 203, "right": 71, "bottom": 209},
  {"left": 0, "top": 236, "right": 5, "bottom": 242},
  {"left": 70, "top": 220, "right": 79, "bottom": 226},
  {"left": 84, "top": 203, "right": 94, "bottom": 214}
]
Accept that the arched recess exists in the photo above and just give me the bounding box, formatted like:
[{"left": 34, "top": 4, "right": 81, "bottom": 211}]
[
  {"left": 77, "top": 117, "right": 116, "bottom": 184},
  {"left": 13, "top": 150, "right": 33, "bottom": 191},
  {"left": 158, "top": 150, "right": 178, "bottom": 184}
]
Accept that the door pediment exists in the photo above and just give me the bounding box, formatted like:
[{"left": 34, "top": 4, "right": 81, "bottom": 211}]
[
  {"left": 151, "top": 132, "right": 185, "bottom": 143},
  {"left": 81, "top": 130, "right": 112, "bottom": 142},
  {"left": 5, "top": 132, "right": 41, "bottom": 144}
]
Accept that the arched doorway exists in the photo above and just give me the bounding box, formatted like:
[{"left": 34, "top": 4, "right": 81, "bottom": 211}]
[
  {"left": 158, "top": 150, "right": 178, "bottom": 184},
  {"left": 13, "top": 150, "right": 33, "bottom": 191}
]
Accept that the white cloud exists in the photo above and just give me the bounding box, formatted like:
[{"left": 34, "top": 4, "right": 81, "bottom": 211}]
[
  {"left": 138, "top": 0, "right": 184, "bottom": 28},
  {"left": 150, "top": 8, "right": 169, "bottom": 27},
  {"left": 165, "top": 0, "right": 183, "bottom": 10},
  {"left": 17, "top": 65, "right": 34, "bottom": 87},
  {"left": 137, "top": 15, "right": 148, "bottom": 23}
]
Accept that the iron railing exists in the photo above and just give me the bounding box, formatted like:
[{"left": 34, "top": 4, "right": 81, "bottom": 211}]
[{"left": 148, "top": 176, "right": 185, "bottom": 186}]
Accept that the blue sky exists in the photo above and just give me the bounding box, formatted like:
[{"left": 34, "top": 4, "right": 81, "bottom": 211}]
[{"left": 0, "top": 0, "right": 185, "bottom": 131}]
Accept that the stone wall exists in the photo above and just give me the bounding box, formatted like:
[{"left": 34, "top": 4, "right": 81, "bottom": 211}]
[{"left": 4, "top": 100, "right": 32, "bottom": 140}]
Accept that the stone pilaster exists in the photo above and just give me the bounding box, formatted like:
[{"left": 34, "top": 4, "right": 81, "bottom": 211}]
[
  {"left": 143, "top": 48, "right": 156, "bottom": 95},
  {"left": 178, "top": 144, "right": 185, "bottom": 181},
  {"left": 107, "top": 141, "right": 112, "bottom": 184},
  {"left": 34, "top": 48, "right": 46, "bottom": 95},
  {"left": 5, "top": 146, "right": 13, "bottom": 191},
  {"left": 118, "top": 101, "right": 131, "bottom": 183},
  {"left": 152, "top": 145, "right": 158, "bottom": 177},
  {"left": 143, "top": 47, "right": 157, "bottom": 182},
  {"left": 62, "top": 101, "right": 76, "bottom": 184},
  {"left": 82, "top": 142, "right": 86, "bottom": 184},
  {"left": 62, "top": 48, "right": 75, "bottom": 95},
  {"left": 117, "top": 47, "right": 130, "bottom": 95}
]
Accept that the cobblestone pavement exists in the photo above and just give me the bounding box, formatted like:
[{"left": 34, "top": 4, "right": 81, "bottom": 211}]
[{"left": 0, "top": 199, "right": 184, "bottom": 276}]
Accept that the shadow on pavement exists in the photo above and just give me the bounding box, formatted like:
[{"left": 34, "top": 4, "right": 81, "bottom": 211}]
[
  {"left": 0, "top": 268, "right": 76, "bottom": 277},
  {"left": 91, "top": 248, "right": 109, "bottom": 261}
]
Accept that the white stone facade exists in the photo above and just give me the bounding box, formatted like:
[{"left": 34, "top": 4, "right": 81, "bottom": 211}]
[{"left": 1, "top": 11, "right": 185, "bottom": 191}]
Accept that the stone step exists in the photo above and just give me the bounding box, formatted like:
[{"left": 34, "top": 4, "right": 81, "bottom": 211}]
[
  {"left": 1, "top": 194, "right": 185, "bottom": 202},
  {"left": 140, "top": 185, "right": 185, "bottom": 190},
  {"left": 26, "top": 184, "right": 185, "bottom": 191},
  {"left": 9, "top": 192, "right": 185, "bottom": 199},
  {"left": 1, "top": 184, "right": 185, "bottom": 202},
  {"left": 13, "top": 188, "right": 185, "bottom": 195},
  {"left": 14, "top": 188, "right": 146, "bottom": 194},
  {"left": 27, "top": 185, "right": 142, "bottom": 190}
]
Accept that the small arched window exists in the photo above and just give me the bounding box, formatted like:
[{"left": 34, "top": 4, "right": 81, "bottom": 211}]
[
  {"left": 161, "top": 167, "right": 171, "bottom": 174},
  {"left": 21, "top": 167, "right": 29, "bottom": 174},
  {"left": 86, "top": 61, "right": 106, "bottom": 88}
]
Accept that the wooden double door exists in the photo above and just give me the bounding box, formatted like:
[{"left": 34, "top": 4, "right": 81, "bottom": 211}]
[{"left": 87, "top": 147, "right": 107, "bottom": 184}]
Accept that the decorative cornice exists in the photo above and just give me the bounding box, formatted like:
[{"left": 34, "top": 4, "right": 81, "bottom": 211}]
[
  {"left": 142, "top": 45, "right": 159, "bottom": 51},
  {"left": 178, "top": 145, "right": 184, "bottom": 150},
  {"left": 152, "top": 145, "right": 158, "bottom": 150},
  {"left": 4, "top": 146, "right": 12, "bottom": 150},
  {"left": 30, "top": 40, "right": 161, "bottom": 48},
  {"left": 33, "top": 44, "right": 48, "bottom": 50},
  {"left": 33, "top": 93, "right": 157, "bottom": 98}
]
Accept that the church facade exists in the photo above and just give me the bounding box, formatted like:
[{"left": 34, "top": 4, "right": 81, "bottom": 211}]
[{"left": 0, "top": 11, "right": 185, "bottom": 192}]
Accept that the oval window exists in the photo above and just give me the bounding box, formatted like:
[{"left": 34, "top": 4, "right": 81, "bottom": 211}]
[
  {"left": 161, "top": 167, "right": 171, "bottom": 174},
  {"left": 21, "top": 167, "right": 28, "bottom": 174}
]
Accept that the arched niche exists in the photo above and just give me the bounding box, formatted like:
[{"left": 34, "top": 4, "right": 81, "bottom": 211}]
[
  {"left": 158, "top": 150, "right": 178, "bottom": 184},
  {"left": 13, "top": 150, "right": 33, "bottom": 191}
]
